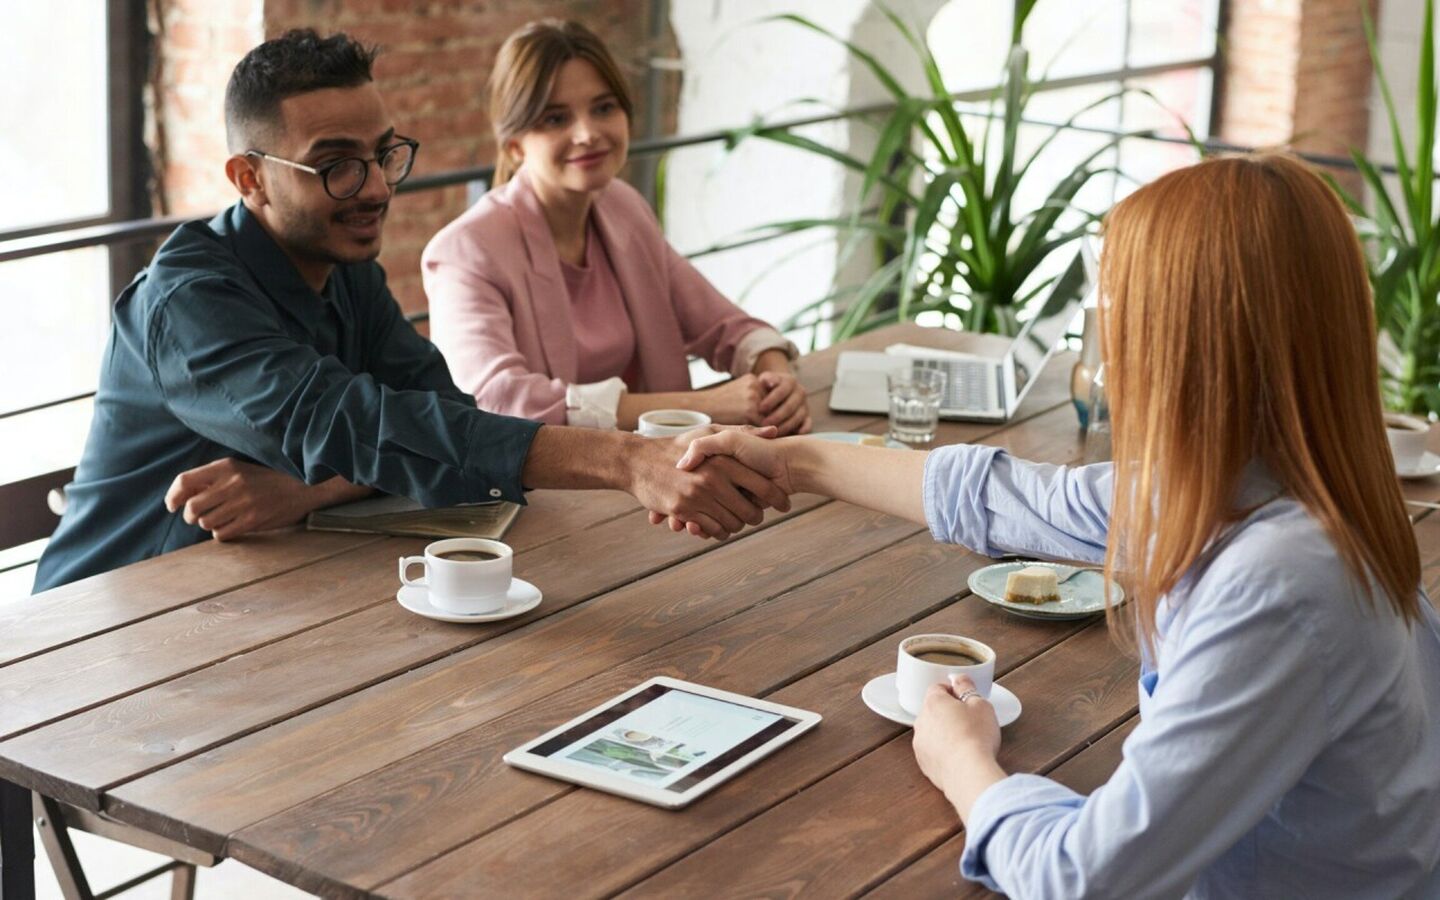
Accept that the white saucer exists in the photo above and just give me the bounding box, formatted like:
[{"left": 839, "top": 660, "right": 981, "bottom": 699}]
[
  {"left": 396, "top": 579, "right": 542, "bottom": 623},
  {"left": 861, "top": 672, "right": 1021, "bottom": 728},
  {"left": 1397, "top": 451, "right": 1440, "bottom": 480}
]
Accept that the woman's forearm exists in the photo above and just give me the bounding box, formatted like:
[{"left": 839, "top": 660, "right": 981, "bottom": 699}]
[{"left": 786, "top": 438, "right": 929, "bottom": 525}]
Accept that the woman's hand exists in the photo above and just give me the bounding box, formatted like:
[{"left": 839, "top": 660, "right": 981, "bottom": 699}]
[
  {"left": 698, "top": 373, "right": 811, "bottom": 435},
  {"left": 912, "top": 675, "right": 1007, "bottom": 823},
  {"left": 756, "top": 371, "right": 812, "bottom": 436}
]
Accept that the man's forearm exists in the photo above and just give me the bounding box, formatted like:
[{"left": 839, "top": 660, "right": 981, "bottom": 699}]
[
  {"left": 307, "top": 477, "right": 373, "bottom": 511},
  {"left": 521, "top": 425, "right": 634, "bottom": 492}
]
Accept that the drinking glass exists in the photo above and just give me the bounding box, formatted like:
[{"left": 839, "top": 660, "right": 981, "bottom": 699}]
[
  {"left": 887, "top": 368, "right": 947, "bottom": 444},
  {"left": 1082, "top": 363, "right": 1111, "bottom": 464}
]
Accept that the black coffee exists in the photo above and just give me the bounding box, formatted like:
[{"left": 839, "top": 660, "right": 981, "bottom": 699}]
[
  {"left": 435, "top": 550, "right": 500, "bottom": 562},
  {"left": 652, "top": 417, "right": 696, "bottom": 427},
  {"left": 912, "top": 648, "right": 984, "bottom": 666}
]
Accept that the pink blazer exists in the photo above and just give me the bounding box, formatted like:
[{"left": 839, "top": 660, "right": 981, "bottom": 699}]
[{"left": 422, "top": 169, "right": 781, "bottom": 423}]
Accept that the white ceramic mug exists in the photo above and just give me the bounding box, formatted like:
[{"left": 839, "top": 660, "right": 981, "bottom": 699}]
[
  {"left": 398, "top": 538, "right": 512, "bottom": 614},
  {"left": 1384, "top": 412, "right": 1430, "bottom": 473},
  {"left": 637, "top": 409, "right": 712, "bottom": 438},
  {"left": 895, "top": 633, "right": 996, "bottom": 717}
]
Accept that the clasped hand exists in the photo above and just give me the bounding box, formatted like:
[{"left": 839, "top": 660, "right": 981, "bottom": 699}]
[{"left": 643, "top": 427, "right": 795, "bottom": 539}]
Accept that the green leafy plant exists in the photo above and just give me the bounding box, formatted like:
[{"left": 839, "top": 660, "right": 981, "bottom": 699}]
[
  {"left": 1329, "top": 0, "right": 1440, "bottom": 415},
  {"left": 711, "top": 5, "right": 1148, "bottom": 345}
]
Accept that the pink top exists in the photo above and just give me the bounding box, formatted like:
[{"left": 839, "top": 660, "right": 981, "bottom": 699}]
[
  {"left": 422, "top": 169, "right": 794, "bottom": 427},
  {"left": 560, "top": 222, "right": 638, "bottom": 386}
]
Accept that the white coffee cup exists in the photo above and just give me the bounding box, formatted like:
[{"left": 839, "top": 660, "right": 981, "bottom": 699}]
[
  {"left": 637, "top": 409, "right": 712, "bottom": 438},
  {"left": 1384, "top": 412, "right": 1430, "bottom": 473},
  {"left": 398, "top": 538, "right": 512, "bottom": 614},
  {"left": 895, "top": 633, "right": 996, "bottom": 717}
]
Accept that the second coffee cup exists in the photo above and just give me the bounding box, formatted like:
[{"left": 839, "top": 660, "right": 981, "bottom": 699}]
[
  {"left": 398, "top": 538, "right": 513, "bottom": 615},
  {"left": 637, "top": 409, "right": 712, "bottom": 437}
]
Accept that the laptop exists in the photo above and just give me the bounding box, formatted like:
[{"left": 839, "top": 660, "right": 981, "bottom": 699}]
[{"left": 828, "top": 250, "right": 1090, "bottom": 423}]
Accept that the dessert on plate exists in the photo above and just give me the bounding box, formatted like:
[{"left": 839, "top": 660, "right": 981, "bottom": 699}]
[{"left": 1004, "top": 565, "right": 1060, "bottom": 604}]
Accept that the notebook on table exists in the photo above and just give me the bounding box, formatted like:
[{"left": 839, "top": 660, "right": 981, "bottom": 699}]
[{"left": 306, "top": 494, "right": 520, "bottom": 540}]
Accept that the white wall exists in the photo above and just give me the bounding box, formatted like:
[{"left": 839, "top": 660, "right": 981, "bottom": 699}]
[
  {"left": 665, "top": 0, "right": 945, "bottom": 354},
  {"left": 1367, "top": 0, "right": 1437, "bottom": 188}
]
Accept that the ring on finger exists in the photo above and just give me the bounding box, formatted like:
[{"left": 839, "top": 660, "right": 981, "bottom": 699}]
[{"left": 955, "top": 690, "right": 981, "bottom": 704}]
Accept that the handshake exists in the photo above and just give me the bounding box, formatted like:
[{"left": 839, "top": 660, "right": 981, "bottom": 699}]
[{"left": 629, "top": 426, "right": 799, "bottom": 540}]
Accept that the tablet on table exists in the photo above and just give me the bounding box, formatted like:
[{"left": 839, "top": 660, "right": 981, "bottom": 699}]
[{"left": 504, "top": 676, "right": 821, "bottom": 809}]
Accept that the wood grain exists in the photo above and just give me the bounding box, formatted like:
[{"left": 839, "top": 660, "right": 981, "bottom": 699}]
[
  {"left": 0, "top": 495, "right": 895, "bottom": 811},
  {"left": 371, "top": 557, "right": 1091, "bottom": 899},
  {"left": 0, "top": 529, "right": 373, "bottom": 668},
  {"left": 614, "top": 623, "right": 1136, "bottom": 899},
  {"left": 864, "top": 717, "right": 1140, "bottom": 900}
]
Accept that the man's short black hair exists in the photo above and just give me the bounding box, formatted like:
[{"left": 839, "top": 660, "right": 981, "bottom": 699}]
[{"left": 225, "top": 29, "right": 379, "bottom": 152}]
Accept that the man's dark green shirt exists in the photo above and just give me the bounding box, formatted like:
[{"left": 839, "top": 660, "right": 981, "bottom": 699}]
[{"left": 34, "top": 203, "right": 541, "bottom": 592}]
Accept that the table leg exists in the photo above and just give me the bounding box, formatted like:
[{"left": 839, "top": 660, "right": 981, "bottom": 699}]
[{"left": 0, "top": 779, "right": 36, "bottom": 900}]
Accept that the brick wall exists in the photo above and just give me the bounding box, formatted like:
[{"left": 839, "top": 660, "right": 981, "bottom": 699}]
[
  {"left": 150, "top": 0, "right": 264, "bottom": 216},
  {"left": 152, "top": 0, "right": 672, "bottom": 321},
  {"left": 1218, "top": 0, "right": 1380, "bottom": 187}
]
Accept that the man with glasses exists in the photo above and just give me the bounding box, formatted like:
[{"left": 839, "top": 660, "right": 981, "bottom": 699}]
[{"left": 32, "top": 29, "right": 785, "bottom": 591}]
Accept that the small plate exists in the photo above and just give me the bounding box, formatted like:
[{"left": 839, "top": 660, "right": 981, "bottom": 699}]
[
  {"left": 397, "top": 578, "right": 542, "bottom": 623},
  {"left": 968, "top": 561, "right": 1121, "bottom": 620},
  {"left": 808, "top": 431, "right": 909, "bottom": 450},
  {"left": 1398, "top": 451, "right": 1440, "bottom": 480},
  {"left": 861, "top": 672, "right": 1021, "bottom": 728}
]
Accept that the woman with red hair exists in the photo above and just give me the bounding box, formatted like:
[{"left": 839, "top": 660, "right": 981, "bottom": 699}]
[{"left": 668, "top": 154, "right": 1440, "bottom": 897}]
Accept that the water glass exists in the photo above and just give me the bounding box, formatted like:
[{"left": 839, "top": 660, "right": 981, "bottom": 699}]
[
  {"left": 887, "top": 368, "right": 946, "bottom": 444},
  {"left": 1082, "top": 363, "right": 1111, "bottom": 464}
]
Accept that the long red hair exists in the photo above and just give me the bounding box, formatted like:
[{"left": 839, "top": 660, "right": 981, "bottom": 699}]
[{"left": 1100, "top": 154, "right": 1421, "bottom": 655}]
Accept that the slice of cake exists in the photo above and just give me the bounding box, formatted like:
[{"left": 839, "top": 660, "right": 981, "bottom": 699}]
[
  {"left": 1004, "top": 565, "right": 1060, "bottom": 604},
  {"left": 857, "top": 435, "right": 888, "bottom": 448}
]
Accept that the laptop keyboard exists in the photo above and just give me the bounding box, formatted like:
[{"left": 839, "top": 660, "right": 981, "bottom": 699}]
[{"left": 912, "top": 359, "right": 994, "bottom": 411}]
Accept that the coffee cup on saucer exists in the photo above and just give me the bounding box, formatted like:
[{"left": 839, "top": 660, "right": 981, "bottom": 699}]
[
  {"left": 398, "top": 538, "right": 512, "bottom": 615},
  {"left": 637, "top": 409, "right": 712, "bottom": 438},
  {"left": 1385, "top": 412, "right": 1431, "bottom": 474},
  {"left": 895, "top": 633, "right": 996, "bottom": 717}
]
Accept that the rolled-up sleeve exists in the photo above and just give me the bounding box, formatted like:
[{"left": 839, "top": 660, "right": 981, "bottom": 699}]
[
  {"left": 146, "top": 276, "right": 539, "bottom": 506},
  {"left": 923, "top": 444, "right": 1112, "bottom": 562}
]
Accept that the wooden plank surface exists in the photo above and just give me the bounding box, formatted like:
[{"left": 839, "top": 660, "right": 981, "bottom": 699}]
[
  {"left": 2, "top": 323, "right": 1178, "bottom": 900},
  {"left": 223, "top": 406, "right": 1087, "bottom": 895},
  {"left": 609, "top": 622, "right": 1137, "bottom": 899}
]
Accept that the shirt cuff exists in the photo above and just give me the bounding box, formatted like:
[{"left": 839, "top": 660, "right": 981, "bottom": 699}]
[
  {"left": 732, "top": 326, "right": 799, "bottom": 377},
  {"left": 564, "top": 377, "right": 628, "bottom": 430}
]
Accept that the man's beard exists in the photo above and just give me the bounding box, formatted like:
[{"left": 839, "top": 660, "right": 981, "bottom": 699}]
[{"left": 277, "top": 200, "right": 388, "bottom": 266}]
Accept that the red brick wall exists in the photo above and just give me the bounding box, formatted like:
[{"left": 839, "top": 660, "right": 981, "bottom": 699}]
[
  {"left": 150, "top": 0, "right": 264, "bottom": 216},
  {"left": 153, "top": 0, "right": 671, "bottom": 322},
  {"left": 1218, "top": 0, "right": 1380, "bottom": 186}
]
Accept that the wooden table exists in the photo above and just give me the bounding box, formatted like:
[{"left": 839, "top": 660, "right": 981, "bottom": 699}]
[{"left": 5, "top": 322, "right": 1440, "bottom": 899}]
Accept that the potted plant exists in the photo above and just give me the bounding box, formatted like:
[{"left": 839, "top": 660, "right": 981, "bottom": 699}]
[
  {"left": 709, "top": 3, "right": 1163, "bottom": 346},
  {"left": 1329, "top": 0, "right": 1440, "bottom": 415}
]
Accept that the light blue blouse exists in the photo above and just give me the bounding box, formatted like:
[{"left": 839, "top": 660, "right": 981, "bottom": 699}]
[{"left": 923, "top": 445, "right": 1440, "bottom": 899}]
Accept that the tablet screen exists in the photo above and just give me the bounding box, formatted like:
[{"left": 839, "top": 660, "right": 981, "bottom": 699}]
[{"left": 529, "top": 684, "right": 800, "bottom": 793}]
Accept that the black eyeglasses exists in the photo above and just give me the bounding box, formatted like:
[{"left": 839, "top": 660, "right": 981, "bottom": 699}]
[{"left": 245, "top": 137, "right": 420, "bottom": 200}]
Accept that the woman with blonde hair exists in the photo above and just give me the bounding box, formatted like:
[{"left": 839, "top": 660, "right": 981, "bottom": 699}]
[
  {"left": 666, "top": 154, "right": 1440, "bottom": 897},
  {"left": 424, "top": 20, "right": 810, "bottom": 433}
]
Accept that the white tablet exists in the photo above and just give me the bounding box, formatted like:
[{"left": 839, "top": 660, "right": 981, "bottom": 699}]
[{"left": 503, "top": 676, "right": 821, "bottom": 809}]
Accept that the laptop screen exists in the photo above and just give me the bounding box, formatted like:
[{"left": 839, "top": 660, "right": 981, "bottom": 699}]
[{"left": 1007, "top": 253, "right": 1089, "bottom": 406}]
